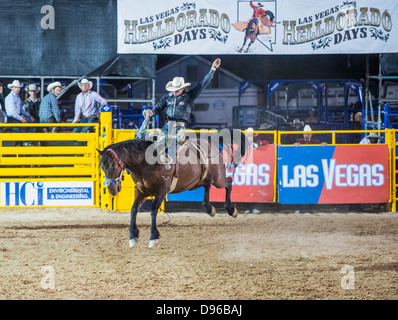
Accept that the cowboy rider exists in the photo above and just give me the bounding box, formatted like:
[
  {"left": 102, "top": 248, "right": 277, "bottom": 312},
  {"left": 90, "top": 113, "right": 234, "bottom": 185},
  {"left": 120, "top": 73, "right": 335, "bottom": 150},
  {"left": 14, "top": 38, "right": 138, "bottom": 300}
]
[
  {"left": 249, "top": 2, "right": 276, "bottom": 32},
  {"left": 250, "top": 1, "right": 266, "bottom": 20},
  {"left": 143, "top": 58, "right": 222, "bottom": 169}
]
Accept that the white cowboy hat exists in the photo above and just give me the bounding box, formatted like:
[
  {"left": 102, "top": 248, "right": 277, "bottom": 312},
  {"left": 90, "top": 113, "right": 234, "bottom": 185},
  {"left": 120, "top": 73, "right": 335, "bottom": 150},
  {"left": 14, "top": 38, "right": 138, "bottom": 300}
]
[
  {"left": 291, "top": 119, "right": 304, "bottom": 126},
  {"left": 303, "top": 125, "right": 312, "bottom": 132},
  {"left": 78, "top": 78, "right": 93, "bottom": 89},
  {"left": 165, "top": 77, "right": 191, "bottom": 92},
  {"left": 367, "top": 132, "right": 381, "bottom": 139},
  {"left": 47, "top": 81, "right": 64, "bottom": 92},
  {"left": 7, "top": 80, "right": 23, "bottom": 89},
  {"left": 26, "top": 84, "right": 40, "bottom": 92},
  {"left": 246, "top": 127, "right": 258, "bottom": 137}
]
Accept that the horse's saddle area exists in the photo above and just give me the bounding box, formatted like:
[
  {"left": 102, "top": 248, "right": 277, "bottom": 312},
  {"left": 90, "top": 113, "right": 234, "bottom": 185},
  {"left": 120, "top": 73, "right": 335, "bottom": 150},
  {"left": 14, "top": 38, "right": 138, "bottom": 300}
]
[
  {"left": 168, "top": 139, "right": 210, "bottom": 193},
  {"left": 148, "top": 130, "right": 210, "bottom": 193}
]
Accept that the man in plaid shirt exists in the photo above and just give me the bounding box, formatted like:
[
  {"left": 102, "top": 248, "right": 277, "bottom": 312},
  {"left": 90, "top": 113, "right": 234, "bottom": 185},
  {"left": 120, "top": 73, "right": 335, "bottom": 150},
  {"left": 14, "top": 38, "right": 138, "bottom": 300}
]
[{"left": 39, "top": 81, "right": 63, "bottom": 124}]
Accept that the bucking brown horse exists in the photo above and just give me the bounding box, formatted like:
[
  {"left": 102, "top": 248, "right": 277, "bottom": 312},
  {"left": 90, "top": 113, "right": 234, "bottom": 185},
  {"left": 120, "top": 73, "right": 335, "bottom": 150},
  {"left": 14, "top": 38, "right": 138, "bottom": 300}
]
[{"left": 98, "top": 129, "right": 248, "bottom": 248}]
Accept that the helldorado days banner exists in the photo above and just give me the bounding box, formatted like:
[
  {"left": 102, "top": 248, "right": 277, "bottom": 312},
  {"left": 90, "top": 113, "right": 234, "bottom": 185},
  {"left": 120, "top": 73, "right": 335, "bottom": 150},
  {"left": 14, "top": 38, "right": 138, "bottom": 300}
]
[{"left": 117, "top": 0, "right": 397, "bottom": 54}]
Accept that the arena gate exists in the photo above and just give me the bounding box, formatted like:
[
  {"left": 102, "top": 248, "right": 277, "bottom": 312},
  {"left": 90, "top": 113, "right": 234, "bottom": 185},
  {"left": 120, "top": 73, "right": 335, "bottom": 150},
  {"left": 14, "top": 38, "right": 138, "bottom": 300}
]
[{"left": 0, "top": 122, "right": 100, "bottom": 208}]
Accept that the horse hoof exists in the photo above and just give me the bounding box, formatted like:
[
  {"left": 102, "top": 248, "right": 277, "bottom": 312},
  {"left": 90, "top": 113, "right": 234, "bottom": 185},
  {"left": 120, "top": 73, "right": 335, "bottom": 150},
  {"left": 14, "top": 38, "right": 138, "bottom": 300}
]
[
  {"left": 129, "top": 238, "right": 138, "bottom": 247},
  {"left": 148, "top": 239, "right": 159, "bottom": 248},
  {"left": 210, "top": 206, "right": 216, "bottom": 217},
  {"left": 232, "top": 208, "right": 238, "bottom": 218}
]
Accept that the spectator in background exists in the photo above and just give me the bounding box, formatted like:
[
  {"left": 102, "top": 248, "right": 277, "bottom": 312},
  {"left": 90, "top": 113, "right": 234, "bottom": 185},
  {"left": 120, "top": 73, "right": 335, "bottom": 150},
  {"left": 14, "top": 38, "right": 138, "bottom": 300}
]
[
  {"left": 5, "top": 80, "right": 35, "bottom": 136},
  {"left": 359, "top": 132, "right": 380, "bottom": 144},
  {"left": 23, "top": 84, "right": 41, "bottom": 124},
  {"left": 39, "top": 81, "right": 63, "bottom": 132},
  {"left": 283, "top": 118, "right": 304, "bottom": 144},
  {"left": 294, "top": 125, "right": 327, "bottom": 147},
  {"left": 72, "top": 79, "right": 107, "bottom": 133},
  {"left": 0, "top": 82, "right": 5, "bottom": 112},
  {"left": 291, "top": 118, "right": 304, "bottom": 128},
  {"left": 354, "top": 112, "right": 363, "bottom": 125},
  {"left": 0, "top": 82, "right": 6, "bottom": 124},
  {"left": 305, "top": 108, "right": 318, "bottom": 123}
]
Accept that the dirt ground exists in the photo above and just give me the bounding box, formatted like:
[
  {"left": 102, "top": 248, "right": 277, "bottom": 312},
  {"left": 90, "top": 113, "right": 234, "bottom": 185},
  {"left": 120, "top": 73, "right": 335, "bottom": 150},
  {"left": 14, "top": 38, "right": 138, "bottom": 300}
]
[{"left": 0, "top": 206, "right": 397, "bottom": 300}]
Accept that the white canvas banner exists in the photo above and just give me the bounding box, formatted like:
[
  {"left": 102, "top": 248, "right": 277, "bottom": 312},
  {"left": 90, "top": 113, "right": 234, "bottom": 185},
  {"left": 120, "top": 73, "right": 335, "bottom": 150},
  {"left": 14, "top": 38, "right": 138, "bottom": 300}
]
[
  {"left": 0, "top": 181, "right": 94, "bottom": 207},
  {"left": 117, "top": 0, "right": 397, "bottom": 54}
]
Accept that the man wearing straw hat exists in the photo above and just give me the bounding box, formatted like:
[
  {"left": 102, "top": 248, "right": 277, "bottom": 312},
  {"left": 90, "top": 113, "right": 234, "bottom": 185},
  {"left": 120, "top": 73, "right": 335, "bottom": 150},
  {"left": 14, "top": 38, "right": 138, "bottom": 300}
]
[
  {"left": 5, "top": 80, "right": 35, "bottom": 134},
  {"left": 39, "top": 82, "right": 63, "bottom": 133},
  {"left": 72, "top": 78, "right": 107, "bottom": 133},
  {"left": 143, "top": 58, "right": 221, "bottom": 168},
  {"left": 359, "top": 132, "right": 381, "bottom": 144}
]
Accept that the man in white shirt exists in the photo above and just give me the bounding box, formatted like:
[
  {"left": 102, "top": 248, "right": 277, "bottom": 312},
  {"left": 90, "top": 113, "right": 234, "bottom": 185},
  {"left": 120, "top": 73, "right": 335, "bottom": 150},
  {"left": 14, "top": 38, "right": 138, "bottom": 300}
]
[
  {"left": 359, "top": 132, "right": 380, "bottom": 144},
  {"left": 5, "top": 80, "right": 35, "bottom": 134},
  {"left": 72, "top": 79, "right": 107, "bottom": 134}
]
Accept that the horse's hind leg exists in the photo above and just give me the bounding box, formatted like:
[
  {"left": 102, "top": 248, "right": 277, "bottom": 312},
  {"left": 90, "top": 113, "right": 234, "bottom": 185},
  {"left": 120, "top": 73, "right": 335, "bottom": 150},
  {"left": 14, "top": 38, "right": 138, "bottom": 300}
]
[
  {"left": 210, "top": 161, "right": 238, "bottom": 218},
  {"left": 225, "top": 177, "right": 238, "bottom": 218},
  {"left": 129, "top": 190, "right": 147, "bottom": 247},
  {"left": 212, "top": 174, "right": 237, "bottom": 218},
  {"left": 148, "top": 190, "right": 167, "bottom": 247},
  {"left": 202, "top": 179, "right": 216, "bottom": 217}
]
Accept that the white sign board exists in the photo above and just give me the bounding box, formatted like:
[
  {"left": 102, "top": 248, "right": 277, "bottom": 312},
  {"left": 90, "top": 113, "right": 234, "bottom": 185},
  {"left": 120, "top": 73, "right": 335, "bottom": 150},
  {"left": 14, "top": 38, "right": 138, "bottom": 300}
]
[
  {"left": 0, "top": 181, "right": 94, "bottom": 207},
  {"left": 117, "top": 0, "right": 397, "bottom": 54}
]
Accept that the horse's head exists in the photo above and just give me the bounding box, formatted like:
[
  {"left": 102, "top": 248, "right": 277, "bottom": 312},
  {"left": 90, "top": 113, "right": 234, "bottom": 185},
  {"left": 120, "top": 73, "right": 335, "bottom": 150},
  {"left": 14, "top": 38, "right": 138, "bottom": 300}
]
[{"left": 98, "top": 148, "right": 125, "bottom": 197}]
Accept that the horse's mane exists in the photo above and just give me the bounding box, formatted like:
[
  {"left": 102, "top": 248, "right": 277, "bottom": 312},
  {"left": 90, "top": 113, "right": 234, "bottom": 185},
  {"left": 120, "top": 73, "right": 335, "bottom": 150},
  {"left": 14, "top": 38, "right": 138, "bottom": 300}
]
[{"left": 100, "top": 139, "right": 153, "bottom": 167}]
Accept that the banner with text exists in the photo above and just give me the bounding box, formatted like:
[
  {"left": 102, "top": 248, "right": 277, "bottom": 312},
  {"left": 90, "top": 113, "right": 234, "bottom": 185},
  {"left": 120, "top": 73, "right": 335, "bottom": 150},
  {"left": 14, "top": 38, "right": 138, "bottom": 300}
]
[
  {"left": 0, "top": 181, "right": 94, "bottom": 207},
  {"left": 277, "top": 145, "right": 389, "bottom": 204},
  {"left": 118, "top": 0, "right": 397, "bottom": 54},
  {"left": 210, "top": 143, "right": 276, "bottom": 203}
]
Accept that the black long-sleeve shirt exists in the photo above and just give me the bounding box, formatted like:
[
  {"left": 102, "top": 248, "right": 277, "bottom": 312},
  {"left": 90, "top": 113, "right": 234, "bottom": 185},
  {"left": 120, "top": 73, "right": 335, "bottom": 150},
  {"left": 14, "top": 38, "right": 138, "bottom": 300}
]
[{"left": 152, "top": 68, "right": 215, "bottom": 123}]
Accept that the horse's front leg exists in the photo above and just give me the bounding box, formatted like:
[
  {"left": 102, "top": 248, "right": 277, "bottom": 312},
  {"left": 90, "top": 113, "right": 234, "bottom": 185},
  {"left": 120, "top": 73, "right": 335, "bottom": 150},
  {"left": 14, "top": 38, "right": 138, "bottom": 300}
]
[
  {"left": 149, "top": 190, "right": 168, "bottom": 248},
  {"left": 129, "top": 189, "right": 147, "bottom": 247}
]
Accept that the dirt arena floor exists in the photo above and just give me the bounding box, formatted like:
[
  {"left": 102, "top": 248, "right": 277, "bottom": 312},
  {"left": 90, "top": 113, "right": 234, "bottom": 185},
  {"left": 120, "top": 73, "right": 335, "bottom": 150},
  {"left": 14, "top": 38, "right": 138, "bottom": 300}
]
[{"left": 0, "top": 205, "right": 397, "bottom": 300}]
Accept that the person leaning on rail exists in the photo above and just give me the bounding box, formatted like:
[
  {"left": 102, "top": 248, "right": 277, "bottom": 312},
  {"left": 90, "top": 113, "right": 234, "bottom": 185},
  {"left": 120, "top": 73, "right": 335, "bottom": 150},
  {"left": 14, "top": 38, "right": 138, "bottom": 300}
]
[
  {"left": 359, "top": 132, "right": 381, "bottom": 144},
  {"left": 4, "top": 80, "right": 35, "bottom": 142},
  {"left": 72, "top": 78, "right": 107, "bottom": 134},
  {"left": 39, "top": 81, "right": 63, "bottom": 133},
  {"left": 294, "top": 125, "right": 327, "bottom": 147}
]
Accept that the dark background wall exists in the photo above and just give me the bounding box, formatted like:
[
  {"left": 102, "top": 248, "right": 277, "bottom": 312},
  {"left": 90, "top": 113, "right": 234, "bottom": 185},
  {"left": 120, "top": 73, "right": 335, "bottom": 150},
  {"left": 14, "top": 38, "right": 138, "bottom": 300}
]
[{"left": 0, "top": 0, "right": 155, "bottom": 78}]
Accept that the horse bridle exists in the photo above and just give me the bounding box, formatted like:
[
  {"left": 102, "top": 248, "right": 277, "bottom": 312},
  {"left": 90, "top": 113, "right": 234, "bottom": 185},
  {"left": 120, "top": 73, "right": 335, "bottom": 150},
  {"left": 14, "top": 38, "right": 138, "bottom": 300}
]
[{"left": 105, "top": 149, "right": 125, "bottom": 187}]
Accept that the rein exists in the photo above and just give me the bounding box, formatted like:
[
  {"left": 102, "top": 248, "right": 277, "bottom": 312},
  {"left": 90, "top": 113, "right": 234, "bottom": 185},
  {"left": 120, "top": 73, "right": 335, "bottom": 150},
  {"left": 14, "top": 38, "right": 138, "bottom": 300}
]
[{"left": 105, "top": 148, "right": 125, "bottom": 186}]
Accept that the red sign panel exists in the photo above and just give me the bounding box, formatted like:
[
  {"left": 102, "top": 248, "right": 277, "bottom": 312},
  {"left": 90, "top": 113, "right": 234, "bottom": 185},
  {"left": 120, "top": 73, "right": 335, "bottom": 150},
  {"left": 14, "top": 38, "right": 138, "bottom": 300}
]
[
  {"left": 318, "top": 144, "right": 389, "bottom": 204},
  {"left": 210, "top": 144, "right": 276, "bottom": 203}
]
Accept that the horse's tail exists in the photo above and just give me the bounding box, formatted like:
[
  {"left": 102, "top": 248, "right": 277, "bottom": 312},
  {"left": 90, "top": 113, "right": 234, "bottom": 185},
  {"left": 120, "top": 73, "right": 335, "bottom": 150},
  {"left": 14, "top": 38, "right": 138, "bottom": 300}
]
[{"left": 214, "top": 128, "right": 249, "bottom": 166}]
